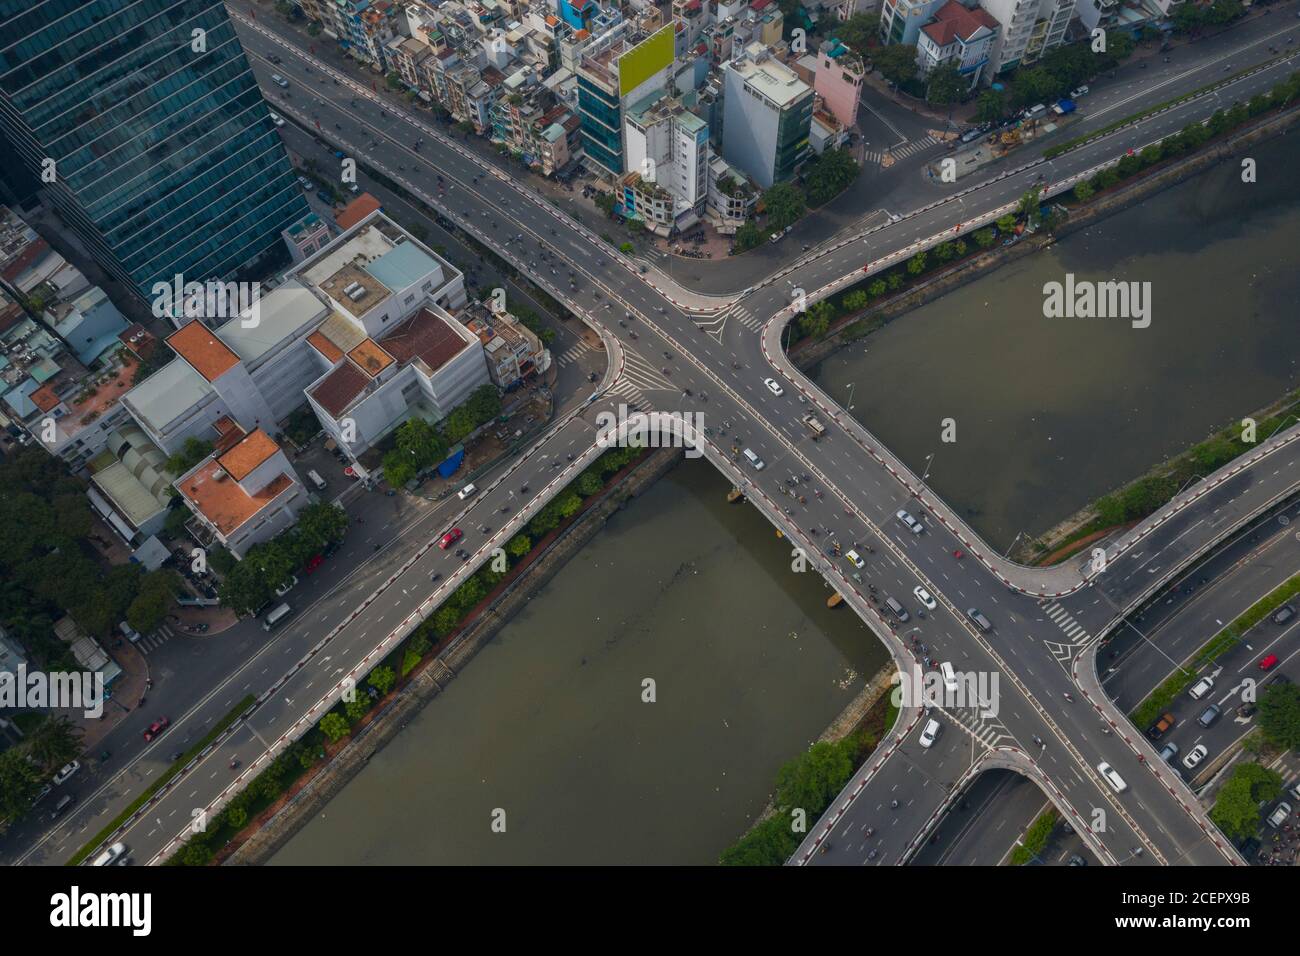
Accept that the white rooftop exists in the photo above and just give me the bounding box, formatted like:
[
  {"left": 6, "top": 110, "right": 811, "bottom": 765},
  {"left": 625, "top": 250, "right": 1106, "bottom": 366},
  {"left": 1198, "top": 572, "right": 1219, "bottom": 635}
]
[
  {"left": 123, "top": 356, "right": 211, "bottom": 433},
  {"left": 218, "top": 280, "right": 328, "bottom": 367}
]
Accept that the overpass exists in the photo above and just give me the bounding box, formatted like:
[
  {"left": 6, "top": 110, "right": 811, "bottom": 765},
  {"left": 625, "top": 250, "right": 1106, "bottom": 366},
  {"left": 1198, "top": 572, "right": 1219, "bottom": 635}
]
[{"left": 55, "top": 14, "right": 1300, "bottom": 865}]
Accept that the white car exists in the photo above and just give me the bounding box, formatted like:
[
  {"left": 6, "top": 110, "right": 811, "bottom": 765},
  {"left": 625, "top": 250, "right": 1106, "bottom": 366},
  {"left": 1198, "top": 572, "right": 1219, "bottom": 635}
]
[
  {"left": 896, "top": 509, "right": 923, "bottom": 534},
  {"left": 457, "top": 483, "right": 478, "bottom": 501},
  {"left": 1181, "top": 744, "right": 1208, "bottom": 770},
  {"left": 1188, "top": 675, "right": 1215, "bottom": 700},
  {"left": 763, "top": 377, "right": 784, "bottom": 397},
  {"left": 92, "top": 842, "right": 128, "bottom": 866},
  {"left": 912, "top": 586, "right": 937, "bottom": 610},
  {"left": 919, "top": 718, "right": 942, "bottom": 749},
  {"left": 271, "top": 73, "right": 289, "bottom": 88},
  {"left": 275, "top": 575, "right": 298, "bottom": 599},
  {"left": 845, "top": 550, "right": 865, "bottom": 569},
  {"left": 1096, "top": 761, "right": 1127, "bottom": 794},
  {"left": 1070, "top": 85, "right": 1089, "bottom": 98},
  {"left": 52, "top": 761, "right": 81, "bottom": 786},
  {"left": 267, "top": 110, "right": 285, "bottom": 127},
  {"left": 1267, "top": 802, "right": 1292, "bottom": 828}
]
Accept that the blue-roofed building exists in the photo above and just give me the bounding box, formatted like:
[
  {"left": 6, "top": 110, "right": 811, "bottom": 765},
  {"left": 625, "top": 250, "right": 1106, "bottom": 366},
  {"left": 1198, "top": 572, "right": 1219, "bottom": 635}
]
[{"left": 45, "top": 287, "right": 130, "bottom": 367}]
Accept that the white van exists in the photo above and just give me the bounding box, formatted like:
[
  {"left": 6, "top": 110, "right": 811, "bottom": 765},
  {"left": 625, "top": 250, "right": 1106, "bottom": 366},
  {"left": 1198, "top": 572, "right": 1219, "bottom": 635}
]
[
  {"left": 743, "top": 448, "right": 765, "bottom": 470},
  {"left": 1267, "top": 802, "right": 1291, "bottom": 828},
  {"left": 1097, "top": 761, "right": 1128, "bottom": 794},
  {"left": 1188, "top": 675, "right": 1214, "bottom": 700},
  {"left": 939, "top": 661, "right": 958, "bottom": 695},
  {"left": 263, "top": 603, "right": 292, "bottom": 631},
  {"left": 92, "top": 842, "right": 128, "bottom": 866},
  {"left": 457, "top": 482, "right": 478, "bottom": 501},
  {"left": 119, "top": 620, "right": 142, "bottom": 644},
  {"left": 306, "top": 469, "right": 327, "bottom": 491}
]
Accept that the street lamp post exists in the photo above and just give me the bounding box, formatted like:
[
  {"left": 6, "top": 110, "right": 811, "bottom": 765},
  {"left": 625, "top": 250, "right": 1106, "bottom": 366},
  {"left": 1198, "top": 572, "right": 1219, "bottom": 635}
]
[{"left": 846, "top": 382, "right": 856, "bottom": 411}]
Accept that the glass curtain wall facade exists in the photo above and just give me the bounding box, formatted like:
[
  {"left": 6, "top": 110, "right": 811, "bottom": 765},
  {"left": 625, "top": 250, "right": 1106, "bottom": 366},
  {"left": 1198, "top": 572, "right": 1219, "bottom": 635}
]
[{"left": 0, "top": 0, "right": 309, "bottom": 299}]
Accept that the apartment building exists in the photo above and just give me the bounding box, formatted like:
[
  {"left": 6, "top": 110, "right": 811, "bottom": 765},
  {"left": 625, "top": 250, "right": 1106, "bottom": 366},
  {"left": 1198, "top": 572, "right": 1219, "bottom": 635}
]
[
  {"left": 577, "top": 24, "right": 676, "bottom": 178},
  {"left": 721, "top": 43, "right": 814, "bottom": 189},
  {"left": 623, "top": 92, "right": 711, "bottom": 233},
  {"left": 812, "top": 39, "right": 866, "bottom": 129},
  {"left": 982, "top": 0, "right": 1077, "bottom": 74},
  {"left": 880, "top": 0, "right": 949, "bottom": 46},
  {"left": 915, "top": 0, "right": 1000, "bottom": 89},
  {"left": 173, "top": 420, "right": 307, "bottom": 559}
]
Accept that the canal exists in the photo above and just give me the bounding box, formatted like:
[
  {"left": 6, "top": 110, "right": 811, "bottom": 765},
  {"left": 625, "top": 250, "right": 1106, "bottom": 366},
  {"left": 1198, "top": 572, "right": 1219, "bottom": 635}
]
[
  {"left": 271, "top": 461, "right": 885, "bottom": 864},
  {"left": 814, "top": 132, "right": 1300, "bottom": 550},
  {"left": 272, "top": 133, "right": 1298, "bottom": 864}
]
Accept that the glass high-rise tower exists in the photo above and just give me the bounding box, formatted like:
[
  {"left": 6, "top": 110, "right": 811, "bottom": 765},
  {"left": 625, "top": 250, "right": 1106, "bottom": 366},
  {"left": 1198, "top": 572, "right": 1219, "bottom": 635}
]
[{"left": 0, "top": 0, "right": 309, "bottom": 299}]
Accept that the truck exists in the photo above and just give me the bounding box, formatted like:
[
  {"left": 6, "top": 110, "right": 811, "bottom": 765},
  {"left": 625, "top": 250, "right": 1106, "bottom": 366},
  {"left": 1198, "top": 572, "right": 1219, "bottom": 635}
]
[
  {"left": 1146, "top": 711, "right": 1176, "bottom": 739},
  {"left": 1052, "top": 98, "right": 1077, "bottom": 116},
  {"left": 800, "top": 413, "right": 826, "bottom": 440}
]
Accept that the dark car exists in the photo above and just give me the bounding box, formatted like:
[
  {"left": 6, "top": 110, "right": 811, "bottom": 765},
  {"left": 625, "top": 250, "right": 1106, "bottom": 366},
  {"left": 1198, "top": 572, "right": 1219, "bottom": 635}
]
[
  {"left": 143, "top": 716, "right": 170, "bottom": 742},
  {"left": 1273, "top": 604, "right": 1295, "bottom": 625},
  {"left": 316, "top": 189, "right": 334, "bottom": 205}
]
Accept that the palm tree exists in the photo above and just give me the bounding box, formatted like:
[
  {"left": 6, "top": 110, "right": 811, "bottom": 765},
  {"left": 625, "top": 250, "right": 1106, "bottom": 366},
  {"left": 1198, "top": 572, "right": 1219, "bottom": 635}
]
[{"left": 24, "top": 715, "right": 83, "bottom": 771}]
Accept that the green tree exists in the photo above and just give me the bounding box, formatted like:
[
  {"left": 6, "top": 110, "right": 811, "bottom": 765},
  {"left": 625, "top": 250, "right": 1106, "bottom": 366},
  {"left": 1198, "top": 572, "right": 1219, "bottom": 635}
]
[
  {"left": 576, "top": 472, "right": 603, "bottom": 497},
  {"left": 975, "top": 90, "right": 1005, "bottom": 124},
  {"left": 344, "top": 693, "right": 370, "bottom": 723},
  {"left": 872, "top": 44, "right": 920, "bottom": 87},
  {"left": 763, "top": 183, "right": 807, "bottom": 232},
  {"left": 906, "top": 251, "right": 927, "bottom": 275},
  {"left": 1073, "top": 180, "right": 1095, "bottom": 203},
  {"left": 973, "top": 227, "right": 996, "bottom": 248},
  {"left": 773, "top": 736, "right": 862, "bottom": 815},
  {"left": 22, "top": 716, "right": 82, "bottom": 772},
  {"left": 841, "top": 290, "right": 868, "bottom": 312},
  {"left": 734, "top": 221, "right": 764, "bottom": 252},
  {"left": 320, "top": 712, "right": 350, "bottom": 743},
  {"left": 368, "top": 665, "right": 396, "bottom": 697},
  {"left": 1210, "top": 762, "right": 1282, "bottom": 840},
  {"left": 995, "top": 214, "right": 1017, "bottom": 234},
  {"left": 803, "top": 148, "right": 859, "bottom": 206},
  {"left": 868, "top": 278, "right": 888, "bottom": 297},
  {"left": 296, "top": 502, "right": 348, "bottom": 551},
  {"left": 831, "top": 12, "right": 882, "bottom": 52},
  {"left": 925, "top": 61, "right": 966, "bottom": 108},
  {"left": 506, "top": 534, "right": 532, "bottom": 559},
  {"left": 1259, "top": 681, "right": 1300, "bottom": 750},
  {"left": 0, "top": 749, "right": 43, "bottom": 822}
]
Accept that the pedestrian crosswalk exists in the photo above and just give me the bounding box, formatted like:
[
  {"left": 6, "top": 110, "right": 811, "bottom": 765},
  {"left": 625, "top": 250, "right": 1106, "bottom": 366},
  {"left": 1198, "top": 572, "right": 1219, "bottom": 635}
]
[
  {"left": 607, "top": 379, "right": 646, "bottom": 410},
  {"left": 727, "top": 304, "right": 765, "bottom": 332},
  {"left": 1039, "top": 599, "right": 1093, "bottom": 665},
  {"left": 555, "top": 338, "right": 599, "bottom": 368},
  {"left": 946, "top": 705, "right": 1014, "bottom": 750},
  {"left": 619, "top": 353, "right": 673, "bottom": 394},
  {"left": 866, "top": 135, "right": 939, "bottom": 165},
  {"left": 136, "top": 625, "right": 174, "bottom": 655}
]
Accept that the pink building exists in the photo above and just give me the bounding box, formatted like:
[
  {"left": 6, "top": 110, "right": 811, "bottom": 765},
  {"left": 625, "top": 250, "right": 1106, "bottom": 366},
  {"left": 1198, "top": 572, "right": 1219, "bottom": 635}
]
[{"left": 813, "top": 39, "right": 865, "bottom": 130}]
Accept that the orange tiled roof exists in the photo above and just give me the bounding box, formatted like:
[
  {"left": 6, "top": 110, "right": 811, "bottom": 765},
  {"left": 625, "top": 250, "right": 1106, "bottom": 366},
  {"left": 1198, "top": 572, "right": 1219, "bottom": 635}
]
[
  {"left": 308, "top": 329, "right": 345, "bottom": 363},
  {"left": 348, "top": 338, "right": 394, "bottom": 377},
  {"left": 167, "top": 321, "right": 239, "bottom": 382},
  {"left": 335, "top": 193, "right": 383, "bottom": 232},
  {"left": 30, "top": 382, "right": 61, "bottom": 413},
  {"left": 180, "top": 462, "right": 294, "bottom": 536},
  {"left": 217, "top": 428, "right": 279, "bottom": 481}
]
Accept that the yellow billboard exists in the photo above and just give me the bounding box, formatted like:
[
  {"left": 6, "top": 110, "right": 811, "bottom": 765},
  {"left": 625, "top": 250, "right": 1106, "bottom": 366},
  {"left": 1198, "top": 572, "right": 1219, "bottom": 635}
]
[{"left": 617, "top": 25, "right": 674, "bottom": 98}]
